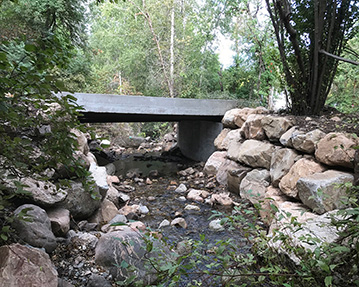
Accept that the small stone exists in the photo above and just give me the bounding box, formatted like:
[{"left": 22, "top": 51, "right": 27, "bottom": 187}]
[
  {"left": 184, "top": 204, "right": 200, "bottom": 211},
  {"left": 146, "top": 178, "right": 152, "bottom": 185},
  {"left": 148, "top": 196, "right": 156, "bottom": 201},
  {"left": 159, "top": 219, "right": 170, "bottom": 228},
  {"left": 175, "top": 183, "right": 187, "bottom": 193},
  {"left": 209, "top": 219, "right": 225, "bottom": 231},
  {"left": 177, "top": 196, "right": 186, "bottom": 202},
  {"left": 171, "top": 217, "right": 187, "bottom": 228},
  {"left": 139, "top": 205, "right": 149, "bottom": 214}
]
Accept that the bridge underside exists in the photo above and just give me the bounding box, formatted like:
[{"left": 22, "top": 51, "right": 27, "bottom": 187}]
[
  {"left": 59, "top": 92, "right": 238, "bottom": 161},
  {"left": 79, "top": 112, "right": 223, "bottom": 123}
]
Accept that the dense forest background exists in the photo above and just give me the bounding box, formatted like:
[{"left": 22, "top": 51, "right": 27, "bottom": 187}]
[{"left": 0, "top": 0, "right": 359, "bottom": 113}]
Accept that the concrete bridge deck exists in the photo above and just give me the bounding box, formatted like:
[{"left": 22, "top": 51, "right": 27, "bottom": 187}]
[
  {"left": 57, "top": 92, "right": 239, "bottom": 161},
  {"left": 57, "top": 92, "right": 238, "bottom": 122}
]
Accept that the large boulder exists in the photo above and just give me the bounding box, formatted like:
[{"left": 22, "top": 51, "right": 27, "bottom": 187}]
[
  {"left": 227, "top": 166, "right": 252, "bottom": 195},
  {"left": 12, "top": 204, "right": 57, "bottom": 253},
  {"left": 315, "top": 132, "right": 358, "bottom": 168},
  {"left": 297, "top": 170, "right": 354, "bottom": 214},
  {"left": 203, "top": 151, "right": 227, "bottom": 175},
  {"left": 268, "top": 205, "right": 341, "bottom": 263},
  {"left": 71, "top": 128, "right": 89, "bottom": 155},
  {"left": 47, "top": 207, "right": 70, "bottom": 237},
  {"left": 259, "top": 186, "right": 289, "bottom": 224},
  {"left": 261, "top": 116, "right": 293, "bottom": 141},
  {"left": 216, "top": 159, "right": 242, "bottom": 186},
  {"left": 20, "top": 177, "right": 67, "bottom": 207},
  {"left": 95, "top": 229, "right": 173, "bottom": 284},
  {"left": 270, "top": 148, "right": 301, "bottom": 187},
  {"left": 222, "top": 108, "right": 242, "bottom": 128},
  {"left": 237, "top": 140, "right": 276, "bottom": 169},
  {"left": 279, "top": 126, "right": 299, "bottom": 147},
  {"left": 214, "top": 128, "right": 231, "bottom": 150},
  {"left": 0, "top": 243, "right": 58, "bottom": 287},
  {"left": 220, "top": 129, "right": 242, "bottom": 150},
  {"left": 60, "top": 181, "right": 102, "bottom": 220},
  {"left": 291, "top": 129, "right": 326, "bottom": 154},
  {"left": 89, "top": 199, "right": 119, "bottom": 224},
  {"left": 222, "top": 107, "right": 268, "bottom": 129},
  {"left": 240, "top": 114, "right": 267, "bottom": 140},
  {"left": 279, "top": 158, "right": 326, "bottom": 198},
  {"left": 226, "top": 139, "right": 242, "bottom": 161},
  {"left": 89, "top": 163, "right": 109, "bottom": 197},
  {"left": 239, "top": 169, "right": 271, "bottom": 205}
]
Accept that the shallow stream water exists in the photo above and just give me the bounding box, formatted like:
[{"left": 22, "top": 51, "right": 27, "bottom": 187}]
[{"left": 111, "top": 152, "right": 267, "bottom": 286}]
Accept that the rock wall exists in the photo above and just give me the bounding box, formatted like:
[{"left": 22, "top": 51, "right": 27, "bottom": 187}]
[{"left": 204, "top": 107, "right": 357, "bottom": 256}]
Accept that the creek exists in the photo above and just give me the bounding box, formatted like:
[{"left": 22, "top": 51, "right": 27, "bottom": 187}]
[{"left": 109, "top": 151, "right": 266, "bottom": 286}]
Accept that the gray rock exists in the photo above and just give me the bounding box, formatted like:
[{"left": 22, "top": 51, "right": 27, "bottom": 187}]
[
  {"left": 87, "top": 274, "right": 112, "bottom": 287},
  {"left": 159, "top": 219, "right": 170, "bottom": 228},
  {"left": 216, "top": 159, "right": 242, "bottom": 186},
  {"left": 270, "top": 148, "right": 301, "bottom": 187},
  {"left": 291, "top": 129, "right": 326, "bottom": 154},
  {"left": 109, "top": 214, "right": 128, "bottom": 225},
  {"left": 209, "top": 219, "right": 225, "bottom": 231},
  {"left": 105, "top": 163, "right": 116, "bottom": 176},
  {"left": 0, "top": 244, "right": 58, "bottom": 287},
  {"left": 227, "top": 166, "right": 252, "bottom": 195},
  {"left": 241, "top": 114, "right": 267, "bottom": 140},
  {"left": 175, "top": 183, "right": 187, "bottom": 193},
  {"left": 279, "top": 126, "right": 299, "bottom": 147},
  {"left": 240, "top": 169, "right": 271, "bottom": 205},
  {"left": 237, "top": 140, "right": 276, "bottom": 169},
  {"left": 12, "top": 204, "right": 57, "bottom": 253},
  {"left": 47, "top": 207, "right": 70, "bottom": 237},
  {"left": 89, "top": 163, "right": 109, "bottom": 197},
  {"left": 61, "top": 181, "right": 102, "bottom": 220},
  {"left": 204, "top": 151, "right": 227, "bottom": 175},
  {"left": 261, "top": 116, "right": 293, "bottom": 141},
  {"left": 95, "top": 229, "right": 171, "bottom": 284},
  {"left": 297, "top": 170, "right": 354, "bottom": 214},
  {"left": 226, "top": 139, "right": 242, "bottom": 161},
  {"left": 20, "top": 177, "right": 67, "bottom": 207}
]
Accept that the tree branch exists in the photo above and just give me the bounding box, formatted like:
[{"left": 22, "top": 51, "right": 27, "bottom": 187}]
[{"left": 319, "top": 49, "right": 359, "bottom": 65}]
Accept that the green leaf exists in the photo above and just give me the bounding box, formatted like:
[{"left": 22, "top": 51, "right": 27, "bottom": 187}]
[
  {"left": 0, "top": 234, "right": 8, "bottom": 241},
  {"left": 24, "top": 44, "right": 37, "bottom": 52},
  {"left": 324, "top": 276, "right": 333, "bottom": 287}
]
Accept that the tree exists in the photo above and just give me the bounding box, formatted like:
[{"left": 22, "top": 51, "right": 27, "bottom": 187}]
[
  {"left": 265, "top": 0, "right": 359, "bottom": 115},
  {"left": 88, "top": 0, "right": 223, "bottom": 98}
]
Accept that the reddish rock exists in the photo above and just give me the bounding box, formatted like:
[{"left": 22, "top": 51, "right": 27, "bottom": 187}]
[
  {"left": 279, "top": 158, "right": 326, "bottom": 198},
  {"left": 0, "top": 244, "right": 58, "bottom": 287},
  {"left": 315, "top": 132, "right": 358, "bottom": 168}
]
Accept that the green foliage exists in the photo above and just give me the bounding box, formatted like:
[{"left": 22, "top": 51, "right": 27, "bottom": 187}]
[
  {"left": 326, "top": 36, "right": 359, "bottom": 114},
  {"left": 87, "top": 0, "right": 224, "bottom": 98},
  {"left": 265, "top": 0, "right": 359, "bottom": 115},
  {"left": 0, "top": 0, "right": 94, "bottom": 244},
  {"left": 116, "top": 188, "right": 359, "bottom": 286}
]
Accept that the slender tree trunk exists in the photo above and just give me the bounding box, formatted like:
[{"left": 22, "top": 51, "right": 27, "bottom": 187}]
[
  {"left": 169, "top": 0, "right": 175, "bottom": 98},
  {"left": 128, "top": 0, "right": 172, "bottom": 97}
]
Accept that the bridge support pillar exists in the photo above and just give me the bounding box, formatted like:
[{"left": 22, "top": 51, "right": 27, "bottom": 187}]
[{"left": 178, "top": 120, "right": 223, "bottom": 162}]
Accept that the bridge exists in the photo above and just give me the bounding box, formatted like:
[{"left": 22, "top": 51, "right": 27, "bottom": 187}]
[{"left": 57, "top": 93, "right": 239, "bottom": 161}]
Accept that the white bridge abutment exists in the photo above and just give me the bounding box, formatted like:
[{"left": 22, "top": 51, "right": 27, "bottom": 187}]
[{"left": 178, "top": 120, "right": 223, "bottom": 162}]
